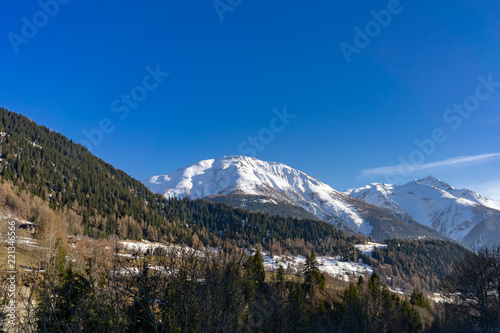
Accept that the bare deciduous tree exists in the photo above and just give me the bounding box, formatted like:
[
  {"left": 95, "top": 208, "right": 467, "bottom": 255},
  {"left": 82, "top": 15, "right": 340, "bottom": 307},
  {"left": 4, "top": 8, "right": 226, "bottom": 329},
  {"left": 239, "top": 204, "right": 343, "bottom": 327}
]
[{"left": 442, "top": 245, "right": 500, "bottom": 333}]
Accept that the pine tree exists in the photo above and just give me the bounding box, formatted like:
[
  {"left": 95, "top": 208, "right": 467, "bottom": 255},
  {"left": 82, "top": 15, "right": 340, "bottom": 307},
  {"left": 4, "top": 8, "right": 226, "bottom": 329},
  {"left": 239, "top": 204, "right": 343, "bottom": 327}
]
[
  {"left": 277, "top": 265, "right": 285, "bottom": 285},
  {"left": 303, "top": 251, "right": 325, "bottom": 291},
  {"left": 250, "top": 249, "right": 266, "bottom": 285},
  {"left": 410, "top": 288, "right": 430, "bottom": 310},
  {"left": 340, "top": 283, "right": 363, "bottom": 332},
  {"left": 402, "top": 300, "right": 423, "bottom": 332},
  {"left": 245, "top": 249, "right": 266, "bottom": 299}
]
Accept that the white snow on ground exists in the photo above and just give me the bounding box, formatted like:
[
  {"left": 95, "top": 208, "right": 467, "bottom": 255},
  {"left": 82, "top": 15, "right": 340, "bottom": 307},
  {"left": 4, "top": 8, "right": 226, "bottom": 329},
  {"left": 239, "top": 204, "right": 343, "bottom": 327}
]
[
  {"left": 431, "top": 293, "right": 454, "bottom": 303},
  {"left": 388, "top": 287, "right": 406, "bottom": 296},
  {"left": 16, "top": 236, "right": 40, "bottom": 248},
  {"left": 120, "top": 240, "right": 168, "bottom": 253},
  {"left": 355, "top": 242, "right": 387, "bottom": 256},
  {"left": 119, "top": 240, "right": 204, "bottom": 257},
  {"left": 1, "top": 213, "right": 32, "bottom": 225},
  {"left": 118, "top": 240, "right": 376, "bottom": 281},
  {"left": 262, "top": 252, "right": 373, "bottom": 282},
  {"left": 115, "top": 253, "right": 141, "bottom": 259},
  {"left": 259, "top": 198, "right": 278, "bottom": 204},
  {"left": 114, "top": 267, "right": 141, "bottom": 275}
]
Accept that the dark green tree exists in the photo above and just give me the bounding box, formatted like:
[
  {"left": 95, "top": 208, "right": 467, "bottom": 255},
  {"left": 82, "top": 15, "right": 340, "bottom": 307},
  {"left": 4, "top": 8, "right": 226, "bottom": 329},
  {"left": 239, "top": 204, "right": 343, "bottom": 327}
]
[
  {"left": 339, "top": 283, "right": 363, "bottom": 332},
  {"left": 277, "top": 264, "right": 285, "bottom": 285},
  {"left": 402, "top": 299, "right": 423, "bottom": 333},
  {"left": 410, "top": 289, "right": 430, "bottom": 310},
  {"left": 303, "top": 252, "right": 325, "bottom": 291},
  {"left": 247, "top": 249, "right": 266, "bottom": 286}
]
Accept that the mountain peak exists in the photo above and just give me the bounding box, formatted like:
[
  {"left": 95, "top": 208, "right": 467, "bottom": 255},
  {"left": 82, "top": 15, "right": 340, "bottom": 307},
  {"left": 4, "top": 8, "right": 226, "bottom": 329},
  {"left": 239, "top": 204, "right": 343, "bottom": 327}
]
[
  {"left": 348, "top": 175, "right": 500, "bottom": 248},
  {"left": 219, "top": 155, "right": 255, "bottom": 161},
  {"left": 413, "top": 175, "right": 455, "bottom": 191},
  {"left": 144, "top": 156, "right": 376, "bottom": 233}
]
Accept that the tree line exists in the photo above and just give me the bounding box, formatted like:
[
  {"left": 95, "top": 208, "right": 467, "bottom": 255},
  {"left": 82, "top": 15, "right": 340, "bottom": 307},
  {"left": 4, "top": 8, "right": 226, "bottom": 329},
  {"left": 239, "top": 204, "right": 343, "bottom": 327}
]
[{"left": 1, "top": 237, "right": 433, "bottom": 332}]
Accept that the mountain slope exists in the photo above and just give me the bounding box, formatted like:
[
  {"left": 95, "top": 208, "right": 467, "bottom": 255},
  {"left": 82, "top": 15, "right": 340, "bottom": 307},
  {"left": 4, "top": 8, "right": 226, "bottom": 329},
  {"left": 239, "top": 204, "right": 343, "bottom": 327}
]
[
  {"left": 145, "top": 156, "right": 450, "bottom": 241},
  {"left": 0, "top": 107, "right": 368, "bottom": 256},
  {"left": 345, "top": 176, "right": 500, "bottom": 248}
]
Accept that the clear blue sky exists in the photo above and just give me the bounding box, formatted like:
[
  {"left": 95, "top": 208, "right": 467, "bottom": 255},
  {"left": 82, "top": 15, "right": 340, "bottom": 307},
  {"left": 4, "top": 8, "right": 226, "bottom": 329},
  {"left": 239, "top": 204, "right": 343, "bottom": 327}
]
[{"left": 1, "top": 0, "right": 500, "bottom": 199}]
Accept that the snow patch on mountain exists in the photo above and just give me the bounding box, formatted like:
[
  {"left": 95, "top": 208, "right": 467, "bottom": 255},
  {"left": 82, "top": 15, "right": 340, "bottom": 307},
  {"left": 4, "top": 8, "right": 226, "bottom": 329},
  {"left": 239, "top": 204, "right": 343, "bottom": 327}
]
[
  {"left": 355, "top": 242, "right": 387, "bottom": 256},
  {"left": 262, "top": 253, "right": 373, "bottom": 281}
]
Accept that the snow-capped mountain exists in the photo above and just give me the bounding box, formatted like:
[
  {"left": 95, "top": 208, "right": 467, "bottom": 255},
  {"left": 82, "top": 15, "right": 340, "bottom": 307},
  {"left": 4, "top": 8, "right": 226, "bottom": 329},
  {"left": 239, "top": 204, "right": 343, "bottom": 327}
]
[
  {"left": 345, "top": 176, "right": 500, "bottom": 248},
  {"left": 144, "top": 156, "right": 448, "bottom": 241}
]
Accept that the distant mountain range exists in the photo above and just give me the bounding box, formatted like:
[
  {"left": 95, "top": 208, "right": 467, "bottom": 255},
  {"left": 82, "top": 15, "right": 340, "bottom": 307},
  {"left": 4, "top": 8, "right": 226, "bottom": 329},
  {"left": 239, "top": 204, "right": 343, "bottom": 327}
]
[
  {"left": 145, "top": 156, "right": 500, "bottom": 248},
  {"left": 345, "top": 176, "right": 500, "bottom": 248},
  {"left": 144, "top": 156, "right": 456, "bottom": 243}
]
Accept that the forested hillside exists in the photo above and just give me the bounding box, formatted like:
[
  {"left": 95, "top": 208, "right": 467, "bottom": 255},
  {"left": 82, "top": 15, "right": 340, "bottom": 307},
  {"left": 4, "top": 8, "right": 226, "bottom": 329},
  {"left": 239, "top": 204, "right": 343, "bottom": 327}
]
[
  {"left": 362, "top": 239, "right": 469, "bottom": 293},
  {"left": 0, "top": 107, "right": 359, "bottom": 256}
]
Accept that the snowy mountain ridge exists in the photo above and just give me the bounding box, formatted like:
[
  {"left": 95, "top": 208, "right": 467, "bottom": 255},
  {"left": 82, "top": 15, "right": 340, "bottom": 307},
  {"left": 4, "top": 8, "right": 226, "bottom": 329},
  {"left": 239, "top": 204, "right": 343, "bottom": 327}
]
[
  {"left": 145, "top": 155, "right": 371, "bottom": 234},
  {"left": 345, "top": 176, "right": 500, "bottom": 248},
  {"left": 144, "top": 156, "right": 453, "bottom": 242}
]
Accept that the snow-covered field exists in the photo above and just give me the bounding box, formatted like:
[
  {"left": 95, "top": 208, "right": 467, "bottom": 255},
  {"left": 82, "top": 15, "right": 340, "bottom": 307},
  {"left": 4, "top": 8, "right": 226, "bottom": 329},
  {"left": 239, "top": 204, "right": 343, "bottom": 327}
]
[
  {"left": 355, "top": 242, "right": 387, "bottom": 256},
  {"left": 120, "top": 240, "right": 170, "bottom": 253},
  {"left": 262, "top": 253, "right": 372, "bottom": 281},
  {"left": 118, "top": 239, "right": 376, "bottom": 281},
  {"left": 430, "top": 293, "right": 454, "bottom": 303},
  {"left": 119, "top": 240, "right": 204, "bottom": 257}
]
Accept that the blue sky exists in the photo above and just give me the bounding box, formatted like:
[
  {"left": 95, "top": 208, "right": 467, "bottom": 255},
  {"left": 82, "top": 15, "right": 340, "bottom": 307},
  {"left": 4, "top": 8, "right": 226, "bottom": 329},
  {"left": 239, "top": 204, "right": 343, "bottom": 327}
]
[{"left": 1, "top": 0, "right": 500, "bottom": 199}]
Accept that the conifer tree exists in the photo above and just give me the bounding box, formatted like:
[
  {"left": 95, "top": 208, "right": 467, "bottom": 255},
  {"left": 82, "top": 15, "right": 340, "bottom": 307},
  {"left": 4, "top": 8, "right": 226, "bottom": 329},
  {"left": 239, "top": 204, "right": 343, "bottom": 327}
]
[
  {"left": 303, "top": 252, "right": 325, "bottom": 290},
  {"left": 277, "top": 265, "right": 285, "bottom": 285}
]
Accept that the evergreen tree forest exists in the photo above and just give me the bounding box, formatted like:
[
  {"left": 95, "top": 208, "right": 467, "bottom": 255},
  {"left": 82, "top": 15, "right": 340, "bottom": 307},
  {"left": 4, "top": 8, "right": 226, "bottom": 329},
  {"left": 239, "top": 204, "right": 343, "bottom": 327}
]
[
  {"left": 4, "top": 239, "right": 438, "bottom": 333},
  {"left": 363, "top": 239, "right": 469, "bottom": 293}
]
